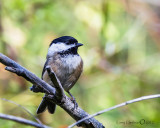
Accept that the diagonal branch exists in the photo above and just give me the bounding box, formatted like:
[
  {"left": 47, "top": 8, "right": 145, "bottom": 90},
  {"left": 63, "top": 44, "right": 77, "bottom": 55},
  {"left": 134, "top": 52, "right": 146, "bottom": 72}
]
[
  {"left": 0, "top": 53, "right": 104, "bottom": 128},
  {"left": 46, "top": 66, "right": 65, "bottom": 99},
  {"left": 68, "top": 94, "right": 160, "bottom": 128},
  {"left": 0, "top": 113, "right": 50, "bottom": 128}
]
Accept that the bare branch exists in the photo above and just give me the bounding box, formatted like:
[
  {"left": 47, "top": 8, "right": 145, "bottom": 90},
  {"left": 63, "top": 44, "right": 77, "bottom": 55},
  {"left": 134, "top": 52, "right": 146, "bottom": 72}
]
[
  {"left": 68, "top": 94, "right": 160, "bottom": 128},
  {"left": 0, "top": 53, "right": 55, "bottom": 94},
  {"left": 0, "top": 53, "right": 104, "bottom": 128},
  {"left": 0, "top": 113, "right": 50, "bottom": 128}
]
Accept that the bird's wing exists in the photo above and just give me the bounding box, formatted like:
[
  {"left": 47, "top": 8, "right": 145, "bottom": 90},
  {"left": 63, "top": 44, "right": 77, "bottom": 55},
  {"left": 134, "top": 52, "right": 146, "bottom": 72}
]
[{"left": 41, "top": 58, "right": 49, "bottom": 79}]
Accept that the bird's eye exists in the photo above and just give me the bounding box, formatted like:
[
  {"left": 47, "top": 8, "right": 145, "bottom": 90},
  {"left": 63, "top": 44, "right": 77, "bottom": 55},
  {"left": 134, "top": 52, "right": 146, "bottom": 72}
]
[
  {"left": 66, "top": 39, "right": 77, "bottom": 45},
  {"left": 66, "top": 41, "right": 71, "bottom": 45}
]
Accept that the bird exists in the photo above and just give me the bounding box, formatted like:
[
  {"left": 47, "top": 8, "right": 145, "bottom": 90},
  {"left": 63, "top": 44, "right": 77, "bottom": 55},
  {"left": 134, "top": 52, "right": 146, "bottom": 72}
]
[{"left": 31, "top": 36, "right": 83, "bottom": 114}]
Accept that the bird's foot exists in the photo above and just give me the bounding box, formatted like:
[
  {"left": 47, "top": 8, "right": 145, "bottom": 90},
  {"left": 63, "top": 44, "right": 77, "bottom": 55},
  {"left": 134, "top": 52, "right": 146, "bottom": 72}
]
[
  {"left": 70, "top": 97, "right": 78, "bottom": 110},
  {"left": 67, "top": 91, "right": 78, "bottom": 110}
]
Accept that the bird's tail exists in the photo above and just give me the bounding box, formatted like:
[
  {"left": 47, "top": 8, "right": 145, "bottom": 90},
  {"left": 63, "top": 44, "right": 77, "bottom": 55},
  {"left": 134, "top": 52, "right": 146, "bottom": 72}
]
[{"left": 37, "top": 97, "right": 56, "bottom": 114}]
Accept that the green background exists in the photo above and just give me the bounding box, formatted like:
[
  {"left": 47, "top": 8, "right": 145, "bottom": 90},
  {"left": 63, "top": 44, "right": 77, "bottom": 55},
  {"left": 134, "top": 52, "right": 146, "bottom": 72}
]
[{"left": 0, "top": 0, "right": 160, "bottom": 127}]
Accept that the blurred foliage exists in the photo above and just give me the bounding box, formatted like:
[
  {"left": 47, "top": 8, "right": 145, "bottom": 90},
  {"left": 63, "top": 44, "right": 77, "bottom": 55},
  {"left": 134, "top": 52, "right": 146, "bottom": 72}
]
[{"left": 0, "top": 0, "right": 160, "bottom": 128}]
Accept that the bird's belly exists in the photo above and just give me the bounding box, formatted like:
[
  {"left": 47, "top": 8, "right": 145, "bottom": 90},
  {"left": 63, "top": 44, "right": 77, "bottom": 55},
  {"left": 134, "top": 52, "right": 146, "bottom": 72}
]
[
  {"left": 43, "top": 55, "right": 82, "bottom": 92},
  {"left": 42, "top": 67, "right": 73, "bottom": 90},
  {"left": 55, "top": 66, "right": 76, "bottom": 91}
]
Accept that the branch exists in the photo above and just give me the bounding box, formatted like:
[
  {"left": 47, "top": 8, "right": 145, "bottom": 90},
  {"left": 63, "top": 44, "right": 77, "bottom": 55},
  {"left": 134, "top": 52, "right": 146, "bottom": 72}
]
[
  {"left": 0, "top": 113, "right": 49, "bottom": 128},
  {"left": 68, "top": 94, "right": 160, "bottom": 128},
  {"left": 0, "top": 53, "right": 104, "bottom": 128}
]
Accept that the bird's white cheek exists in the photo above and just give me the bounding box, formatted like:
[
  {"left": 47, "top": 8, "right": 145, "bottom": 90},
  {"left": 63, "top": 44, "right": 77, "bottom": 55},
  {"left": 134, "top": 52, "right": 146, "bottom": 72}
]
[{"left": 47, "top": 43, "right": 74, "bottom": 56}]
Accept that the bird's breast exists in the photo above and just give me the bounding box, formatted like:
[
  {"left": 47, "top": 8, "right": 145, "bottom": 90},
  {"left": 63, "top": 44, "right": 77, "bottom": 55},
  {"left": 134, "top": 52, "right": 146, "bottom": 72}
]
[
  {"left": 43, "top": 54, "right": 83, "bottom": 91},
  {"left": 61, "top": 54, "right": 82, "bottom": 72}
]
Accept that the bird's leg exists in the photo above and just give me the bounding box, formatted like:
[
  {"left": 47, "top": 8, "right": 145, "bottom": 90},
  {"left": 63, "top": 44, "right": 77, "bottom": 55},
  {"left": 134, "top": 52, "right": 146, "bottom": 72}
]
[{"left": 67, "top": 91, "right": 78, "bottom": 110}]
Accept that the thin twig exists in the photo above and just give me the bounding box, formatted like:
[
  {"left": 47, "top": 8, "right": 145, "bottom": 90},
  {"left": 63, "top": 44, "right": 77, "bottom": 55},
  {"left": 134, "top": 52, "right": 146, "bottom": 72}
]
[
  {"left": 0, "top": 98, "right": 42, "bottom": 124},
  {"left": 68, "top": 94, "right": 160, "bottom": 128},
  {"left": 46, "top": 66, "right": 65, "bottom": 99},
  {"left": 0, "top": 113, "right": 50, "bottom": 128}
]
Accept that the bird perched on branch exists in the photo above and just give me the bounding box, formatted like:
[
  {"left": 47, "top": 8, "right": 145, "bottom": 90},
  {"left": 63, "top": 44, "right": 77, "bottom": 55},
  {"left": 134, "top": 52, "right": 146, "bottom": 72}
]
[{"left": 31, "top": 36, "right": 83, "bottom": 114}]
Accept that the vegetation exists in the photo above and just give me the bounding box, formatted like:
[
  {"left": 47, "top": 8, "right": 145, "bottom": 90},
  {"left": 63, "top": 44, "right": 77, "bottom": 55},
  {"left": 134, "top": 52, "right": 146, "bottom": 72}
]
[{"left": 0, "top": 0, "right": 160, "bottom": 127}]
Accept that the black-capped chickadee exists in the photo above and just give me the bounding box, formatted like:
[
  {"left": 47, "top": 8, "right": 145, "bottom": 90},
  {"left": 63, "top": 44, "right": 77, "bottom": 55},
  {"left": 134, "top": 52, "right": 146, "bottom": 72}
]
[{"left": 31, "top": 36, "right": 83, "bottom": 114}]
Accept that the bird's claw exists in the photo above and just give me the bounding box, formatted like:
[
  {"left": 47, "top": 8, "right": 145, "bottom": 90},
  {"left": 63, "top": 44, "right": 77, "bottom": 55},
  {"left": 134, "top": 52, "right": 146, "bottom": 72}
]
[{"left": 71, "top": 97, "right": 78, "bottom": 111}]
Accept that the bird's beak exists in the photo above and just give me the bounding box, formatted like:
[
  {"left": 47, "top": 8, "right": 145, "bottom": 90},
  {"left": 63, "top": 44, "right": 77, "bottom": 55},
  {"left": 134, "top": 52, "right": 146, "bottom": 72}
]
[{"left": 76, "top": 43, "right": 83, "bottom": 47}]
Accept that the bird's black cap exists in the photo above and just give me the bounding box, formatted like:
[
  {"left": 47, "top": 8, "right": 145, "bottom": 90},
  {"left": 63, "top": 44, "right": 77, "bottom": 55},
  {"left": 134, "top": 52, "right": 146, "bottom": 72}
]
[{"left": 50, "top": 36, "right": 78, "bottom": 46}]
